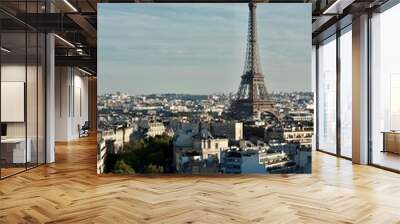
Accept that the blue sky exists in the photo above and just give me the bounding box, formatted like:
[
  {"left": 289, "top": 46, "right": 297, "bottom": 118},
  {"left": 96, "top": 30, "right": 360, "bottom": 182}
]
[{"left": 98, "top": 3, "right": 311, "bottom": 95}]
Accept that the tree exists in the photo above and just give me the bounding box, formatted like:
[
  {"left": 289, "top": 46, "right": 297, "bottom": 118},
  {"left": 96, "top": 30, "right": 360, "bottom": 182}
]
[
  {"left": 146, "top": 164, "right": 164, "bottom": 174},
  {"left": 124, "top": 139, "right": 145, "bottom": 152},
  {"left": 120, "top": 152, "right": 143, "bottom": 173},
  {"left": 111, "top": 134, "right": 174, "bottom": 174},
  {"left": 113, "top": 160, "right": 135, "bottom": 174}
]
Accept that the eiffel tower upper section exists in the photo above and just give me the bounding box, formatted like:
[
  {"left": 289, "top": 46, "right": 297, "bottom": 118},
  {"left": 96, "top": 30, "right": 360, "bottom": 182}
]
[{"left": 232, "top": 2, "right": 274, "bottom": 120}]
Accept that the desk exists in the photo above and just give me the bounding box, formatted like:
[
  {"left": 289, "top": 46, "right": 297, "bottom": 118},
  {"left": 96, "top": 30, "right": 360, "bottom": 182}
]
[
  {"left": 1, "top": 138, "right": 31, "bottom": 164},
  {"left": 382, "top": 131, "right": 400, "bottom": 154}
]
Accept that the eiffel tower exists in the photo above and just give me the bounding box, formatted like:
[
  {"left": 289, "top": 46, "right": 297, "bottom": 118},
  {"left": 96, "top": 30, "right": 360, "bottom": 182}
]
[{"left": 231, "top": 2, "right": 274, "bottom": 120}]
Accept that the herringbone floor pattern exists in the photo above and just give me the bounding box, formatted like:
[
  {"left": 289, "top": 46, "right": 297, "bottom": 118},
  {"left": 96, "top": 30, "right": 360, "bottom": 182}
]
[{"left": 1, "top": 136, "right": 400, "bottom": 224}]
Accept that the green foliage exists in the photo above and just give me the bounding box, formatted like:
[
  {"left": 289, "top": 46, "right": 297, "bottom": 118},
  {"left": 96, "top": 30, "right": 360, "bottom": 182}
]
[
  {"left": 113, "top": 159, "right": 135, "bottom": 174},
  {"left": 120, "top": 152, "right": 142, "bottom": 173},
  {"left": 105, "top": 134, "right": 173, "bottom": 174},
  {"left": 124, "top": 139, "right": 145, "bottom": 152},
  {"left": 146, "top": 164, "right": 164, "bottom": 174}
]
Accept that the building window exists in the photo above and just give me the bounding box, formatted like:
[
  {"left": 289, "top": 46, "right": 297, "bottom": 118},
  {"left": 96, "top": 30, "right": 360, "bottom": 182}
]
[
  {"left": 339, "top": 26, "right": 352, "bottom": 158},
  {"left": 370, "top": 4, "right": 400, "bottom": 171},
  {"left": 317, "top": 35, "right": 337, "bottom": 154}
]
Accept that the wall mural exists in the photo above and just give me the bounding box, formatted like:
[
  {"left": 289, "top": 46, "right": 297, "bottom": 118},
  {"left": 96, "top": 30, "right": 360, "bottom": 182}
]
[{"left": 97, "top": 3, "right": 312, "bottom": 174}]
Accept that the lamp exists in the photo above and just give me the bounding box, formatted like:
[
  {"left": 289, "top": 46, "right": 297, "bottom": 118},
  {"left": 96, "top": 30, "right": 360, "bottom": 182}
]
[
  {"left": 78, "top": 67, "right": 93, "bottom": 76},
  {"left": 1, "top": 47, "right": 11, "bottom": 53},
  {"left": 63, "top": 0, "right": 78, "bottom": 12},
  {"left": 54, "top": 34, "right": 75, "bottom": 48},
  {"left": 322, "top": 0, "right": 356, "bottom": 15}
]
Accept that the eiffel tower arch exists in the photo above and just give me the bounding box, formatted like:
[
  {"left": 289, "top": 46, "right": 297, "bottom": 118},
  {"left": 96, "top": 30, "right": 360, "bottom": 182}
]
[{"left": 231, "top": 2, "right": 275, "bottom": 120}]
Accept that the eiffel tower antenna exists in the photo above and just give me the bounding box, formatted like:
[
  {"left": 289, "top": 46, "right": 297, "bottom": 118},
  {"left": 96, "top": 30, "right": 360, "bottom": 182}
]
[{"left": 231, "top": 1, "right": 274, "bottom": 120}]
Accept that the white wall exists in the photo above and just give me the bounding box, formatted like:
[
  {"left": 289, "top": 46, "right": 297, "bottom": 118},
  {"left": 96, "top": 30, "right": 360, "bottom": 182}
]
[
  {"left": 55, "top": 67, "right": 89, "bottom": 141},
  {"left": 1, "top": 63, "right": 46, "bottom": 164},
  {"left": 73, "top": 72, "right": 89, "bottom": 137},
  {"left": 55, "top": 67, "right": 69, "bottom": 141},
  {"left": 1, "top": 65, "right": 26, "bottom": 139}
]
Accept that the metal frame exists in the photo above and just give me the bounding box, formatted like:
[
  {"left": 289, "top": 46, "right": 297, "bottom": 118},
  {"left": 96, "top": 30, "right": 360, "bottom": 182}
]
[
  {"left": 336, "top": 26, "right": 341, "bottom": 157},
  {"left": 36, "top": 1, "right": 39, "bottom": 167},
  {"left": 315, "top": 21, "right": 354, "bottom": 162},
  {"left": 367, "top": 11, "right": 373, "bottom": 165},
  {"left": 0, "top": 24, "right": 2, "bottom": 179},
  {"left": 25, "top": 2, "right": 28, "bottom": 172},
  {"left": 315, "top": 44, "right": 319, "bottom": 151}
]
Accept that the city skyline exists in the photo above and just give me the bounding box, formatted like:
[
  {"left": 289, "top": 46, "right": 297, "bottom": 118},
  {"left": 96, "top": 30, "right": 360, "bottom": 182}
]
[
  {"left": 99, "top": 90, "right": 313, "bottom": 96},
  {"left": 97, "top": 91, "right": 314, "bottom": 175},
  {"left": 98, "top": 3, "right": 311, "bottom": 95}
]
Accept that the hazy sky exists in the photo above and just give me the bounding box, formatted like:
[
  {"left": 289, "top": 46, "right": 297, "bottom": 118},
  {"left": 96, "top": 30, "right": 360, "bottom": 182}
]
[{"left": 98, "top": 3, "right": 311, "bottom": 95}]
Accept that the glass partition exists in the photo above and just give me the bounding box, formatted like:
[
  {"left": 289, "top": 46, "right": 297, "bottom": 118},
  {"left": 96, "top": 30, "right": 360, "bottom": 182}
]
[
  {"left": 0, "top": 1, "right": 46, "bottom": 179},
  {"left": 1, "top": 31, "right": 28, "bottom": 178}
]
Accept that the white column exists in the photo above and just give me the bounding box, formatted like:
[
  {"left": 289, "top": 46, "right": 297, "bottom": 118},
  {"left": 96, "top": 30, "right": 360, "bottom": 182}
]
[
  {"left": 45, "top": 0, "right": 56, "bottom": 163},
  {"left": 46, "top": 33, "right": 55, "bottom": 163},
  {"left": 352, "top": 14, "right": 369, "bottom": 164}
]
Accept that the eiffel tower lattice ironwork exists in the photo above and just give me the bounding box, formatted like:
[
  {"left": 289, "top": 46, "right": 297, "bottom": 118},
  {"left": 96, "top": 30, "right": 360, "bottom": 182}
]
[{"left": 231, "top": 2, "right": 274, "bottom": 119}]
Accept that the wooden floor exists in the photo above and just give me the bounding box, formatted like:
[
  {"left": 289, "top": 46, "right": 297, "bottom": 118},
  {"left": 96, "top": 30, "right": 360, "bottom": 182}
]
[
  {"left": 1, "top": 167, "right": 26, "bottom": 178},
  {"left": 1, "top": 136, "right": 400, "bottom": 224},
  {"left": 372, "top": 150, "right": 400, "bottom": 171}
]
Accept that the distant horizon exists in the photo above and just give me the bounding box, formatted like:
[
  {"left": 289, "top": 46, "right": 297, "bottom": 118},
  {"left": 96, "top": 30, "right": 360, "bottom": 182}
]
[
  {"left": 99, "top": 90, "right": 314, "bottom": 97},
  {"left": 98, "top": 3, "right": 311, "bottom": 95}
]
